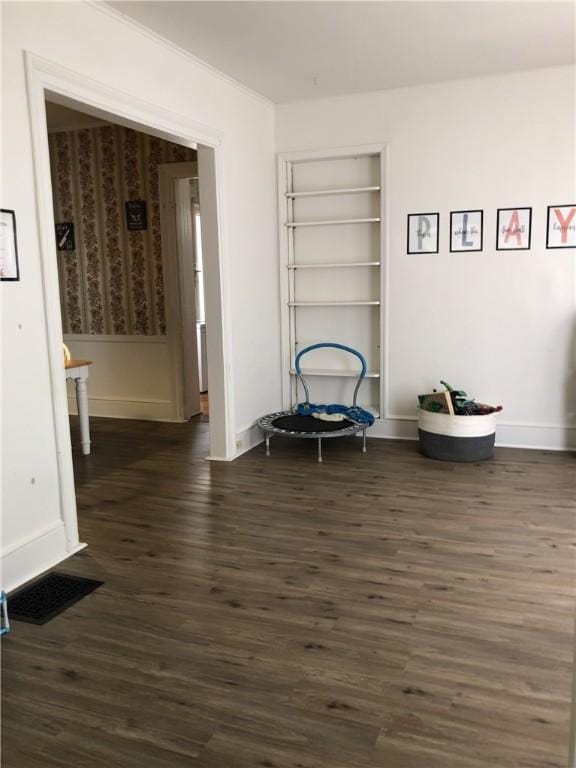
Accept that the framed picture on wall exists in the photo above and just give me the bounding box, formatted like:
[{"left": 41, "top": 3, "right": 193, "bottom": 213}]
[
  {"left": 55, "top": 222, "right": 76, "bottom": 251},
  {"left": 0, "top": 209, "right": 19, "bottom": 281},
  {"left": 407, "top": 212, "right": 439, "bottom": 254},
  {"left": 450, "top": 210, "right": 483, "bottom": 252},
  {"left": 546, "top": 204, "right": 576, "bottom": 248},
  {"left": 496, "top": 207, "right": 532, "bottom": 250},
  {"left": 125, "top": 200, "right": 148, "bottom": 231}
]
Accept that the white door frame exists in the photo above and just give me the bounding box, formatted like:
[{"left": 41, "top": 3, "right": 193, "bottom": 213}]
[
  {"left": 25, "top": 52, "right": 237, "bottom": 558},
  {"left": 158, "top": 161, "right": 201, "bottom": 422}
]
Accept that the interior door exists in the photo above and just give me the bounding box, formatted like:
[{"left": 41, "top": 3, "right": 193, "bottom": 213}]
[{"left": 174, "top": 177, "right": 201, "bottom": 419}]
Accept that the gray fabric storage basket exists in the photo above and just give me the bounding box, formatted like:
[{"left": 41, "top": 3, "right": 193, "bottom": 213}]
[{"left": 418, "top": 408, "right": 497, "bottom": 462}]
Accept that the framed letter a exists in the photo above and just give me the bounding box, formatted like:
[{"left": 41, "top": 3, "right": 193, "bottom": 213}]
[{"left": 496, "top": 208, "right": 532, "bottom": 251}]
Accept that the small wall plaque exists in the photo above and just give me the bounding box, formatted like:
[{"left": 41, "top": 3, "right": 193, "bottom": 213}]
[
  {"left": 55, "top": 222, "right": 76, "bottom": 251},
  {"left": 125, "top": 200, "right": 148, "bottom": 231}
]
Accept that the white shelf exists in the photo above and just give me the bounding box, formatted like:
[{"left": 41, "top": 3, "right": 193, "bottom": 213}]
[
  {"left": 286, "top": 186, "right": 380, "bottom": 199},
  {"left": 288, "top": 261, "right": 380, "bottom": 270},
  {"left": 286, "top": 218, "right": 380, "bottom": 228},
  {"left": 290, "top": 368, "right": 380, "bottom": 378},
  {"left": 288, "top": 300, "right": 380, "bottom": 307}
]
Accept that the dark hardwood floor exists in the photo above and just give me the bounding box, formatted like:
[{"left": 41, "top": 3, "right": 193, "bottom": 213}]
[{"left": 2, "top": 418, "right": 574, "bottom": 767}]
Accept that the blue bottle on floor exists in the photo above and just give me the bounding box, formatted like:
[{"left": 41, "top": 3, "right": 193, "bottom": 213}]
[{"left": 0, "top": 591, "right": 10, "bottom": 636}]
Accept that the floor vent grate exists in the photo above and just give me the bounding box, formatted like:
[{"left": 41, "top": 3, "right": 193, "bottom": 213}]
[{"left": 8, "top": 572, "right": 103, "bottom": 625}]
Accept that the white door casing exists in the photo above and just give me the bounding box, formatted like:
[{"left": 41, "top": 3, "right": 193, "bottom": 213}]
[
  {"left": 176, "top": 176, "right": 202, "bottom": 419},
  {"left": 158, "top": 161, "right": 201, "bottom": 421},
  {"left": 24, "top": 52, "right": 236, "bottom": 566}
]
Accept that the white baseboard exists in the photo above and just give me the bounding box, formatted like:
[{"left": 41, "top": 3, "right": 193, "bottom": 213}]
[
  {"left": 1, "top": 522, "right": 86, "bottom": 593},
  {"left": 494, "top": 422, "right": 576, "bottom": 451},
  {"left": 234, "top": 422, "right": 265, "bottom": 458},
  {"left": 205, "top": 424, "right": 263, "bottom": 462},
  {"left": 364, "top": 417, "right": 419, "bottom": 441},
  {"left": 68, "top": 395, "right": 174, "bottom": 421},
  {"left": 371, "top": 416, "right": 575, "bottom": 451},
  {"left": 233, "top": 416, "right": 575, "bottom": 457}
]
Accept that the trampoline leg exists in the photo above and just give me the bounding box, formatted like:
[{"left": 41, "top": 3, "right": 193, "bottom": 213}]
[
  {"left": 265, "top": 434, "right": 271, "bottom": 456},
  {"left": 317, "top": 438, "right": 323, "bottom": 463},
  {"left": 362, "top": 428, "right": 367, "bottom": 453}
]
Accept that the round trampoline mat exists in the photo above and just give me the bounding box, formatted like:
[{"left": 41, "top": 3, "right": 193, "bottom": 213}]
[
  {"left": 258, "top": 410, "right": 364, "bottom": 439},
  {"left": 272, "top": 414, "right": 355, "bottom": 432}
]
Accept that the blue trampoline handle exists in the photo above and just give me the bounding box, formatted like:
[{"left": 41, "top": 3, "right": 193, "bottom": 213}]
[
  {"left": 295, "top": 342, "right": 368, "bottom": 378},
  {"left": 294, "top": 343, "right": 368, "bottom": 407}
]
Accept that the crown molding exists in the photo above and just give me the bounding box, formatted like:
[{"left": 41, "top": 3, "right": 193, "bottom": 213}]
[{"left": 87, "top": 0, "right": 273, "bottom": 107}]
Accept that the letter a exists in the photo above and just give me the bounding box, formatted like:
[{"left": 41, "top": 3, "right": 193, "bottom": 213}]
[{"left": 504, "top": 210, "right": 522, "bottom": 246}]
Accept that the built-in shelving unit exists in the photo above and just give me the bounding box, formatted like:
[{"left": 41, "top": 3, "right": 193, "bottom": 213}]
[{"left": 278, "top": 145, "right": 387, "bottom": 417}]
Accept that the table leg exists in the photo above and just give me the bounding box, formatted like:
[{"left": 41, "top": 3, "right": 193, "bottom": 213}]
[
  {"left": 75, "top": 376, "right": 91, "bottom": 455},
  {"left": 317, "top": 438, "right": 323, "bottom": 463}
]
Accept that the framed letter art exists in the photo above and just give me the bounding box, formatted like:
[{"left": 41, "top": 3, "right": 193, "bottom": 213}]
[
  {"left": 450, "top": 210, "right": 483, "bottom": 252},
  {"left": 0, "top": 209, "right": 19, "bottom": 281},
  {"left": 546, "top": 205, "right": 576, "bottom": 249},
  {"left": 496, "top": 207, "right": 532, "bottom": 251},
  {"left": 407, "top": 212, "right": 439, "bottom": 254}
]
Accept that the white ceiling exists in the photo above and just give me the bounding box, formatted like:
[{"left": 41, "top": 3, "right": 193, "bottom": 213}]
[{"left": 107, "top": 1, "right": 575, "bottom": 103}]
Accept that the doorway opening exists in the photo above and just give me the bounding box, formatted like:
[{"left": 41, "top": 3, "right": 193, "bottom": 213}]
[
  {"left": 157, "top": 162, "right": 209, "bottom": 424},
  {"left": 46, "top": 100, "right": 210, "bottom": 433},
  {"left": 192, "top": 180, "right": 209, "bottom": 422},
  {"left": 44, "top": 99, "right": 219, "bottom": 497},
  {"left": 191, "top": 189, "right": 210, "bottom": 421},
  {"left": 26, "top": 50, "right": 235, "bottom": 557}
]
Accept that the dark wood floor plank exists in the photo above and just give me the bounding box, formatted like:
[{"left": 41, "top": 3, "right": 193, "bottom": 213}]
[{"left": 2, "top": 417, "right": 574, "bottom": 767}]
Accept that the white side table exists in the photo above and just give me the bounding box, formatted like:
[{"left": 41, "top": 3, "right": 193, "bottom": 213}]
[{"left": 65, "top": 359, "right": 93, "bottom": 455}]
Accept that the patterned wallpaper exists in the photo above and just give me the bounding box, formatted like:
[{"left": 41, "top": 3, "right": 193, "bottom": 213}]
[{"left": 49, "top": 126, "right": 196, "bottom": 335}]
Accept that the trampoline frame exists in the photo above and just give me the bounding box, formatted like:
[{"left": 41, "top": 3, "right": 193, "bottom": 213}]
[{"left": 257, "top": 343, "right": 371, "bottom": 462}]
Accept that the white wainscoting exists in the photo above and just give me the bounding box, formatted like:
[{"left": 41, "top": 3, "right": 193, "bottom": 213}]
[{"left": 64, "top": 334, "right": 176, "bottom": 421}]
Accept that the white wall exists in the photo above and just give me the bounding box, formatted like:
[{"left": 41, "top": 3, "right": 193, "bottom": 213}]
[
  {"left": 276, "top": 66, "right": 576, "bottom": 450},
  {"left": 1, "top": 2, "right": 281, "bottom": 590}
]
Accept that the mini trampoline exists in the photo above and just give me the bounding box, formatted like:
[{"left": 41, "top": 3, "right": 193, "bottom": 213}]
[{"left": 258, "top": 343, "right": 374, "bottom": 462}]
